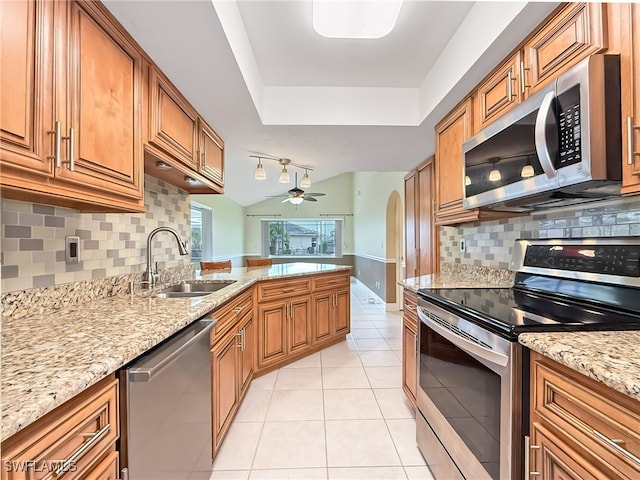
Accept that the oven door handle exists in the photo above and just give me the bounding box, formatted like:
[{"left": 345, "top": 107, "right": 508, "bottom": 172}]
[{"left": 418, "top": 308, "right": 509, "bottom": 367}]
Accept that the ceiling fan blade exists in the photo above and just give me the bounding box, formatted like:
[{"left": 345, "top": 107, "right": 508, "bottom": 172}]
[
  {"left": 281, "top": 197, "right": 292, "bottom": 203},
  {"left": 303, "top": 196, "right": 318, "bottom": 202},
  {"left": 304, "top": 192, "right": 326, "bottom": 197}
]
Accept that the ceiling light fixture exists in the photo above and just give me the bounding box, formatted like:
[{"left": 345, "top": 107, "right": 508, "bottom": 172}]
[
  {"left": 249, "top": 155, "right": 314, "bottom": 187},
  {"left": 290, "top": 196, "right": 304, "bottom": 205},
  {"left": 300, "top": 169, "right": 311, "bottom": 188},
  {"left": 254, "top": 158, "right": 266, "bottom": 180},
  {"left": 312, "top": 0, "right": 404, "bottom": 39}
]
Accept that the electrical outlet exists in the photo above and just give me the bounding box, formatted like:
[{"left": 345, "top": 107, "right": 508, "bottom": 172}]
[{"left": 460, "top": 238, "right": 466, "bottom": 253}]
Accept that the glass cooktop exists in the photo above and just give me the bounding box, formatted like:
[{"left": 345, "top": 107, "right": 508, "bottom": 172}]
[{"left": 418, "top": 274, "right": 640, "bottom": 340}]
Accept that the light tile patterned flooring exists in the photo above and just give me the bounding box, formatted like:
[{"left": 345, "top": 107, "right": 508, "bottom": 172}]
[{"left": 199, "top": 278, "right": 434, "bottom": 480}]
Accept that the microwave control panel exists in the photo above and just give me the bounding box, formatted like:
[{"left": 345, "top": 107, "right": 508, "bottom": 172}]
[{"left": 557, "top": 85, "right": 582, "bottom": 166}]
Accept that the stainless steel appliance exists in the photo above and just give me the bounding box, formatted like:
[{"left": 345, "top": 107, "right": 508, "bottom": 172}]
[
  {"left": 463, "top": 54, "right": 621, "bottom": 212},
  {"left": 120, "top": 319, "right": 215, "bottom": 479},
  {"left": 416, "top": 238, "right": 640, "bottom": 479}
]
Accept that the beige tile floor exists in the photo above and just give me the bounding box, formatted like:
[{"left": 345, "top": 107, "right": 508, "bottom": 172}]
[{"left": 199, "top": 278, "right": 434, "bottom": 480}]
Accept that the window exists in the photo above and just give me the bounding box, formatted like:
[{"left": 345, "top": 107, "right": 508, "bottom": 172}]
[
  {"left": 261, "top": 219, "right": 342, "bottom": 258},
  {"left": 191, "top": 202, "right": 213, "bottom": 265}
]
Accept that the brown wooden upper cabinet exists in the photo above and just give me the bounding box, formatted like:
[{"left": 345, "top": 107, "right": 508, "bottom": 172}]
[
  {"left": 475, "top": 3, "right": 607, "bottom": 134},
  {"left": 145, "top": 65, "right": 224, "bottom": 194},
  {"left": 0, "top": 0, "right": 144, "bottom": 212}
]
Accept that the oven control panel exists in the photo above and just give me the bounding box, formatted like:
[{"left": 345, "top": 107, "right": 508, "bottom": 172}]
[{"left": 523, "top": 244, "right": 640, "bottom": 276}]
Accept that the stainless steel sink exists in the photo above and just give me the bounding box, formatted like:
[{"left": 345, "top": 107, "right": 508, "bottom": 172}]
[{"left": 151, "top": 280, "right": 236, "bottom": 298}]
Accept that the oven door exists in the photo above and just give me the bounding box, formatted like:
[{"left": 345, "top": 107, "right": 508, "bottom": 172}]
[{"left": 416, "top": 299, "right": 522, "bottom": 480}]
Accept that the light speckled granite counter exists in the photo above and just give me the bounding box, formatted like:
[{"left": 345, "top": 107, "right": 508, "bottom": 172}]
[
  {"left": 519, "top": 331, "right": 640, "bottom": 402},
  {"left": 1, "top": 263, "right": 350, "bottom": 440},
  {"left": 400, "top": 272, "right": 513, "bottom": 292}
]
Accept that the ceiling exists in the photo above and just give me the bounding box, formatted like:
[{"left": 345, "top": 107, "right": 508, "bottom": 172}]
[{"left": 103, "top": 1, "right": 558, "bottom": 206}]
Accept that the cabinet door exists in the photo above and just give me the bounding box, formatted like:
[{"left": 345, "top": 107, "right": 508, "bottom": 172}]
[
  {"left": 523, "top": 3, "right": 606, "bottom": 96},
  {"left": 288, "top": 296, "right": 312, "bottom": 355},
  {"left": 417, "top": 159, "right": 437, "bottom": 275},
  {"left": 0, "top": 0, "right": 55, "bottom": 176},
  {"left": 61, "top": 1, "right": 144, "bottom": 203},
  {"left": 435, "top": 98, "right": 477, "bottom": 225},
  {"left": 83, "top": 450, "right": 119, "bottom": 480},
  {"left": 199, "top": 119, "right": 224, "bottom": 189},
  {"left": 312, "top": 293, "right": 332, "bottom": 344},
  {"left": 402, "top": 320, "right": 417, "bottom": 406},
  {"left": 238, "top": 314, "right": 254, "bottom": 398},
  {"left": 211, "top": 330, "right": 239, "bottom": 455},
  {"left": 404, "top": 170, "right": 418, "bottom": 279},
  {"left": 475, "top": 52, "right": 522, "bottom": 131},
  {"left": 148, "top": 67, "right": 198, "bottom": 169},
  {"left": 333, "top": 289, "right": 350, "bottom": 336},
  {"left": 256, "top": 301, "right": 287, "bottom": 369},
  {"left": 622, "top": 4, "right": 640, "bottom": 194}
]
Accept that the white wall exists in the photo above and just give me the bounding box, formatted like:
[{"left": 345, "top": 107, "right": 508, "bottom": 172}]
[
  {"left": 352, "top": 172, "right": 406, "bottom": 259},
  {"left": 243, "top": 173, "right": 355, "bottom": 255},
  {"left": 193, "top": 194, "right": 245, "bottom": 260}
]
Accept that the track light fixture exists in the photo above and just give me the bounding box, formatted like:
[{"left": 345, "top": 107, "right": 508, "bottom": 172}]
[{"left": 249, "top": 155, "right": 314, "bottom": 186}]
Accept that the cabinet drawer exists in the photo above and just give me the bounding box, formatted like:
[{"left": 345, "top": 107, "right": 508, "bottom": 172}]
[
  {"left": 403, "top": 289, "right": 418, "bottom": 328},
  {"left": 257, "top": 278, "right": 311, "bottom": 303},
  {"left": 532, "top": 354, "right": 640, "bottom": 477},
  {"left": 1, "top": 376, "right": 118, "bottom": 480},
  {"left": 311, "top": 273, "right": 350, "bottom": 291},
  {"left": 210, "top": 288, "right": 253, "bottom": 343}
]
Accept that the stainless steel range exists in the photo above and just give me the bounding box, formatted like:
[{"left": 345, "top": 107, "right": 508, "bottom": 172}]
[{"left": 416, "top": 238, "right": 640, "bottom": 480}]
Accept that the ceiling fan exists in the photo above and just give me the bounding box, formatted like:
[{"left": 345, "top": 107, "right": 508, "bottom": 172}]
[{"left": 268, "top": 172, "right": 326, "bottom": 204}]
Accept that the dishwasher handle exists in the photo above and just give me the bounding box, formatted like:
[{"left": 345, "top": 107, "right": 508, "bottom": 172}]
[{"left": 127, "top": 319, "right": 215, "bottom": 382}]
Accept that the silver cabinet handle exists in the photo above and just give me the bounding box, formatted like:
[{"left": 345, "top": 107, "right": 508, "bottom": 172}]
[
  {"left": 233, "top": 306, "right": 244, "bottom": 314},
  {"left": 507, "top": 70, "right": 515, "bottom": 101},
  {"left": 48, "top": 121, "right": 62, "bottom": 167},
  {"left": 242, "top": 328, "right": 246, "bottom": 350},
  {"left": 626, "top": 116, "right": 640, "bottom": 166},
  {"left": 55, "top": 423, "right": 110, "bottom": 476},
  {"left": 405, "top": 305, "right": 416, "bottom": 312},
  {"left": 593, "top": 429, "right": 640, "bottom": 466},
  {"left": 236, "top": 330, "right": 243, "bottom": 348},
  {"left": 67, "top": 127, "right": 75, "bottom": 171},
  {"left": 524, "top": 435, "right": 541, "bottom": 477},
  {"left": 520, "top": 61, "right": 529, "bottom": 94}
]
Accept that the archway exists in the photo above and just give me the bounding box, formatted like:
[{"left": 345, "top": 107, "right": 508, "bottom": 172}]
[{"left": 385, "top": 190, "right": 403, "bottom": 310}]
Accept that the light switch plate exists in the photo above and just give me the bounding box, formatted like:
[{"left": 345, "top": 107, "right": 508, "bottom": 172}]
[{"left": 65, "top": 236, "right": 80, "bottom": 264}]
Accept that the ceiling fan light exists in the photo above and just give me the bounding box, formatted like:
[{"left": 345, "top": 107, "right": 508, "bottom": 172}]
[
  {"left": 279, "top": 166, "right": 290, "bottom": 183},
  {"left": 300, "top": 171, "right": 311, "bottom": 188},
  {"left": 521, "top": 164, "right": 535, "bottom": 178},
  {"left": 254, "top": 160, "right": 266, "bottom": 180},
  {"left": 290, "top": 196, "right": 304, "bottom": 205}
]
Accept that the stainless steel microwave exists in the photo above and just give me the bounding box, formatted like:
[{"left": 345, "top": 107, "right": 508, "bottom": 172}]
[{"left": 462, "top": 54, "right": 622, "bottom": 212}]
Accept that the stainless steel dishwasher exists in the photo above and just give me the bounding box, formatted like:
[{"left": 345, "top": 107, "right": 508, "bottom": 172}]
[{"left": 120, "top": 319, "right": 215, "bottom": 480}]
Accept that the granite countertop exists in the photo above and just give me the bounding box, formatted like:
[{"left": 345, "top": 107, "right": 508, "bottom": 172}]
[
  {"left": 519, "top": 331, "right": 640, "bottom": 402},
  {"left": 400, "top": 272, "right": 513, "bottom": 292},
  {"left": 1, "top": 263, "right": 350, "bottom": 440}
]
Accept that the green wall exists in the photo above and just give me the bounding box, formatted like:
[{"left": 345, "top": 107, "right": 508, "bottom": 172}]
[{"left": 193, "top": 194, "right": 245, "bottom": 261}]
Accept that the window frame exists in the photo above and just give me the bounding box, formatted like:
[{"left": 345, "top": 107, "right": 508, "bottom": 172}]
[{"left": 260, "top": 218, "right": 342, "bottom": 259}]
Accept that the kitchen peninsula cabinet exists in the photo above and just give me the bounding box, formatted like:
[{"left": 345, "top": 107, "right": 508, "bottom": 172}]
[
  {"left": 528, "top": 352, "right": 640, "bottom": 479},
  {"left": 401, "top": 289, "right": 418, "bottom": 406},
  {"left": 311, "top": 272, "right": 350, "bottom": 345},
  {"left": 145, "top": 65, "right": 224, "bottom": 194},
  {"left": 1, "top": 375, "right": 119, "bottom": 480},
  {"left": 209, "top": 288, "right": 254, "bottom": 458},
  {"left": 0, "top": 0, "right": 144, "bottom": 212}
]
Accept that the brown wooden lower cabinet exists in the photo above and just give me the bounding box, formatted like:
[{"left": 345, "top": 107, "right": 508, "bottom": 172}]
[
  {"left": 1, "top": 375, "right": 120, "bottom": 480},
  {"left": 311, "top": 287, "right": 350, "bottom": 345},
  {"left": 401, "top": 289, "right": 418, "bottom": 406},
  {"left": 528, "top": 352, "right": 640, "bottom": 480}
]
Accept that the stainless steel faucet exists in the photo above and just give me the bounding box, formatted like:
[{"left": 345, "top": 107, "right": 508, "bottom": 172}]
[{"left": 141, "top": 227, "right": 189, "bottom": 288}]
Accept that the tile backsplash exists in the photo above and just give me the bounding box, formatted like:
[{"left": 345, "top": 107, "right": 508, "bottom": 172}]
[
  {"left": 1, "top": 175, "right": 192, "bottom": 293},
  {"left": 441, "top": 196, "right": 640, "bottom": 270}
]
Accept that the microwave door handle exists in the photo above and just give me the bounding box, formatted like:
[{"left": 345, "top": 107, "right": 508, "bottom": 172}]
[{"left": 535, "top": 91, "right": 558, "bottom": 179}]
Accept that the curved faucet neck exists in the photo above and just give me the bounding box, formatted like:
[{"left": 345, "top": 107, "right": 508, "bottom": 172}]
[{"left": 143, "top": 227, "right": 189, "bottom": 288}]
